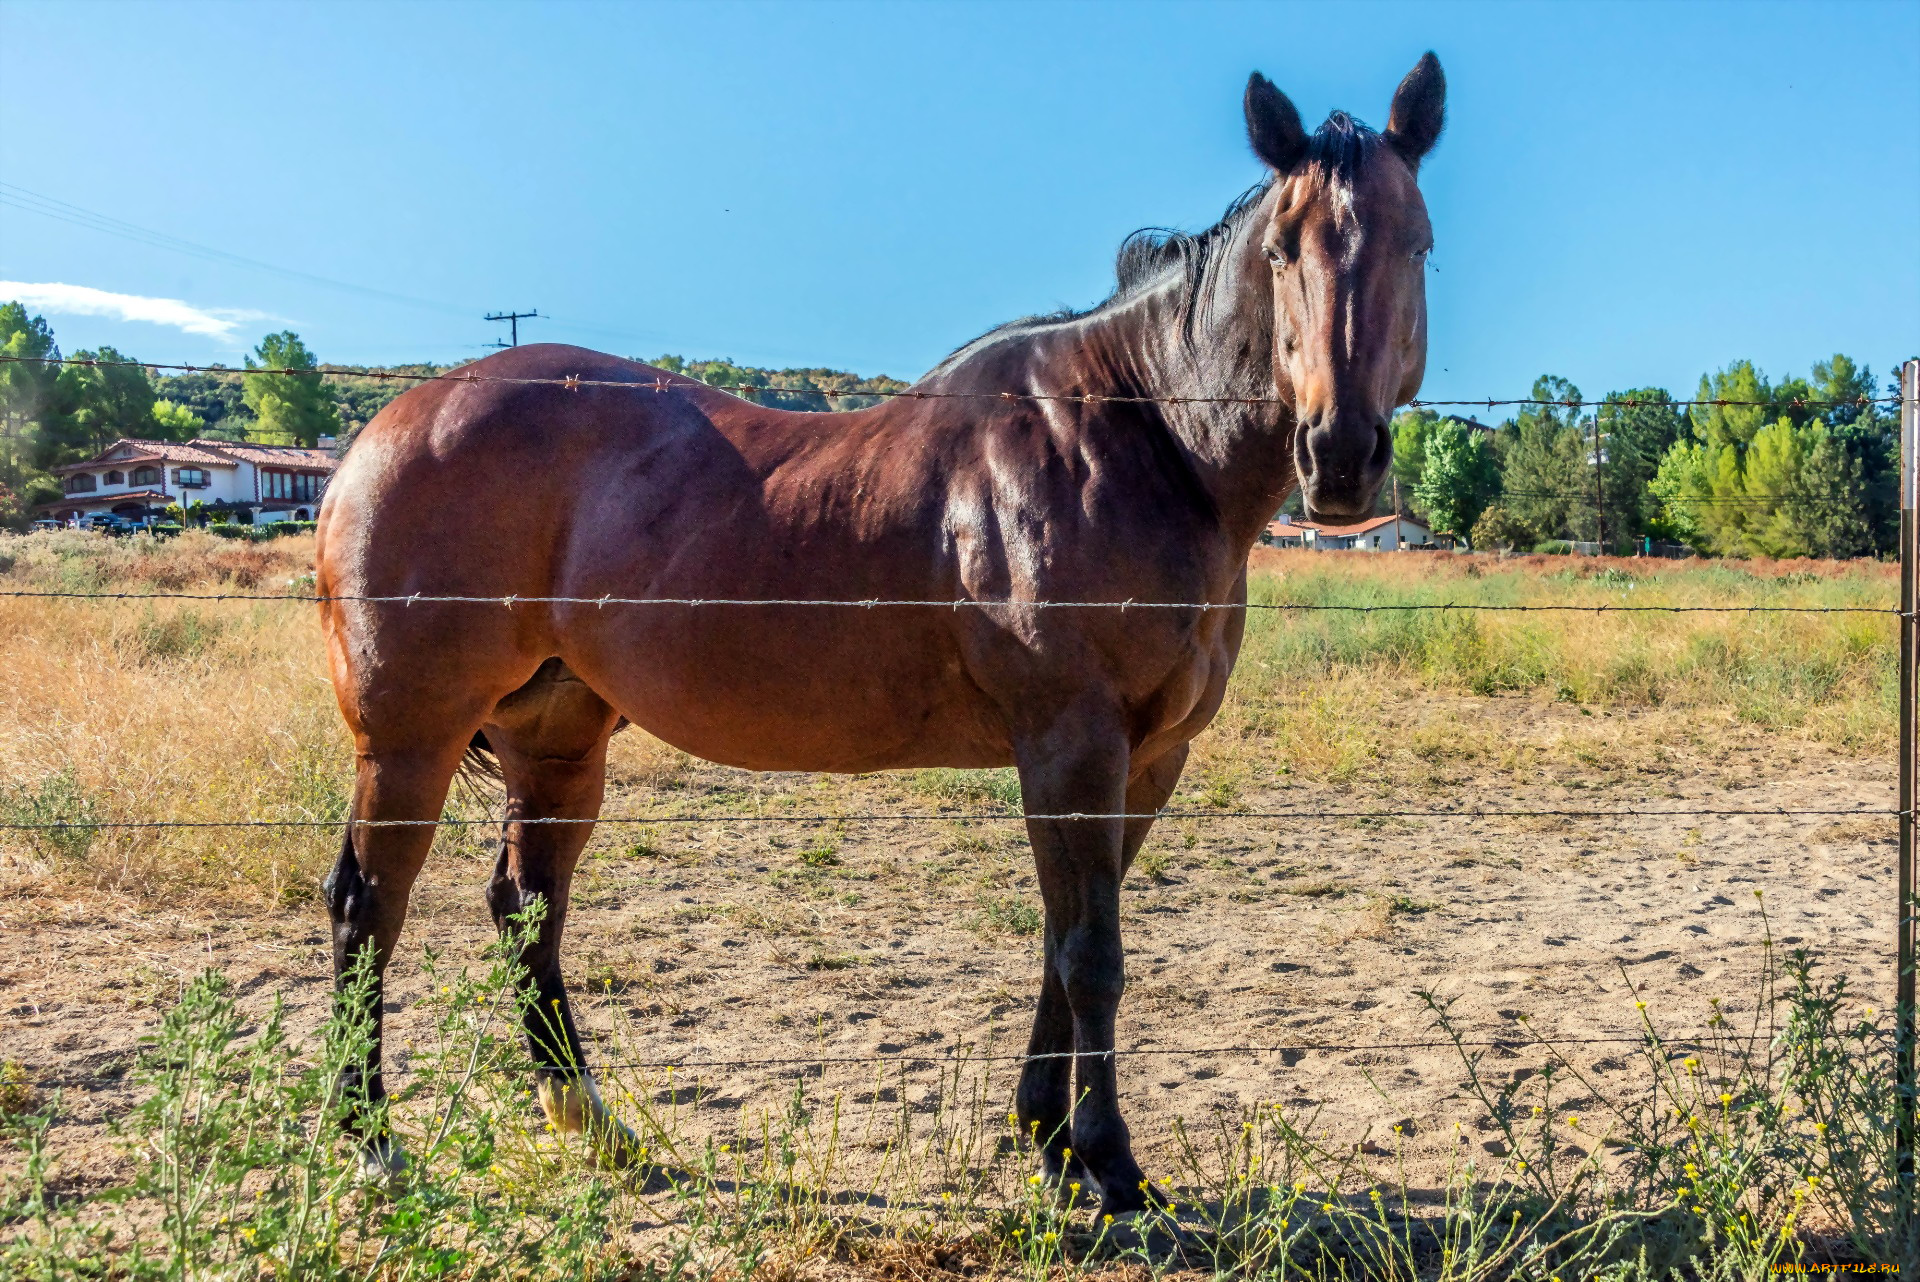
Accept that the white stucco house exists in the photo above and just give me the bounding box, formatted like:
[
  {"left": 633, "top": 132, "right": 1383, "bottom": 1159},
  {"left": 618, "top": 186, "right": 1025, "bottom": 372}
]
[
  {"left": 41, "top": 437, "right": 338, "bottom": 526},
  {"left": 1262, "top": 512, "right": 1444, "bottom": 551}
]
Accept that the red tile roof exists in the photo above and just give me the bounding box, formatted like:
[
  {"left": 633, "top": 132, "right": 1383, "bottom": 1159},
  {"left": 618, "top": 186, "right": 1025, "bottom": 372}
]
[
  {"left": 35, "top": 490, "right": 172, "bottom": 512},
  {"left": 1312, "top": 514, "right": 1415, "bottom": 538},
  {"left": 55, "top": 438, "right": 337, "bottom": 474}
]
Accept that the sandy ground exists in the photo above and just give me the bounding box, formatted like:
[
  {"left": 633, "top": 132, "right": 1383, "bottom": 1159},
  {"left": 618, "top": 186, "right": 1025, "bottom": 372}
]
[{"left": 1, "top": 691, "right": 1897, "bottom": 1200}]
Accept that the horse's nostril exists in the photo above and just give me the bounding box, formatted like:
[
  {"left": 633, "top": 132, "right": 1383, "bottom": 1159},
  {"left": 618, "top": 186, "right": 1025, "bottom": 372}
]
[{"left": 1369, "top": 422, "right": 1393, "bottom": 473}]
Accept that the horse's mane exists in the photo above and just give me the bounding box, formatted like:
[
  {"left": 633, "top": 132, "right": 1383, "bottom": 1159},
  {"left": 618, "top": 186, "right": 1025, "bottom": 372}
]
[{"left": 932, "top": 112, "right": 1384, "bottom": 372}]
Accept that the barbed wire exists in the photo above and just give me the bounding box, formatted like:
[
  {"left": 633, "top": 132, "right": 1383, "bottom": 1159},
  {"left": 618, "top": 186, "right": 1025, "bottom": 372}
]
[
  {"left": 0, "top": 588, "right": 1896, "bottom": 614},
  {"left": 0, "top": 806, "right": 1896, "bottom": 832},
  {"left": 0, "top": 355, "right": 1901, "bottom": 412},
  {"left": 408, "top": 1030, "right": 1734, "bottom": 1078}
]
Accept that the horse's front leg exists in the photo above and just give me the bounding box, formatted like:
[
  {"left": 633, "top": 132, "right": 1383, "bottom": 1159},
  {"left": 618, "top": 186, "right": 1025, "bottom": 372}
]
[{"left": 1014, "top": 717, "right": 1166, "bottom": 1217}]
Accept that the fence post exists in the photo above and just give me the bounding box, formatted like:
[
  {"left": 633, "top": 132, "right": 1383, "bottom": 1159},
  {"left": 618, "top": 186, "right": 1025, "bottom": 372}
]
[{"left": 1901, "top": 357, "right": 1918, "bottom": 1219}]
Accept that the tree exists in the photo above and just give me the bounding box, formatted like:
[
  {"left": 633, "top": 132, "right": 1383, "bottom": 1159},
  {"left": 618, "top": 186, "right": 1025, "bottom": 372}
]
[
  {"left": 1651, "top": 358, "right": 1879, "bottom": 558},
  {"left": 1812, "top": 356, "right": 1897, "bottom": 556},
  {"left": 1598, "top": 388, "right": 1684, "bottom": 543},
  {"left": 1500, "top": 375, "right": 1587, "bottom": 543},
  {"left": 1388, "top": 408, "right": 1437, "bottom": 518},
  {"left": 150, "top": 369, "right": 250, "bottom": 432},
  {"left": 243, "top": 332, "right": 340, "bottom": 447},
  {"left": 51, "top": 346, "right": 156, "bottom": 457},
  {"left": 1469, "top": 503, "right": 1535, "bottom": 553},
  {"left": 0, "top": 302, "right": 63, "bottom": 514},
  {"left": 150, "top": 399, "right": 205, "bottom": 440},
  {"left": 1413, "top": 417, "right": 1500, "bottom": 545}
]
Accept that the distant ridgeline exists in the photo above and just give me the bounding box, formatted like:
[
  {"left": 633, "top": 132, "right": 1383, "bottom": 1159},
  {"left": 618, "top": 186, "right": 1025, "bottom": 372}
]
[
  {"left": 158, "top": 355, "right": 907, "bottom": 438},
  {"left": 647, "top": 354, "right": 909, "bottom": 411}
]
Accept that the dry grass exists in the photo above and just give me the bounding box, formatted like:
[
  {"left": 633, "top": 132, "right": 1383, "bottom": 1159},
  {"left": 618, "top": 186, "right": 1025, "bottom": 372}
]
[{"left": 0, "top": 535, "right": 1895, "bottom": 908}]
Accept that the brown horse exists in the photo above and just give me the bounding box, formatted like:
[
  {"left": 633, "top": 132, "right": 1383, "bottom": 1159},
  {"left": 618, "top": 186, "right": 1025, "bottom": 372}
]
[{"left": 315, "top": 54, "right": 1444, "bottom": 1214}]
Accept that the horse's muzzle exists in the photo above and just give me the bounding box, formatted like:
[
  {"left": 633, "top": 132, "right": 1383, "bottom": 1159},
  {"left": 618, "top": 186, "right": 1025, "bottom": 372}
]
[{"left": 1295, "top": 415, "right": 1392, "bottom": 522}]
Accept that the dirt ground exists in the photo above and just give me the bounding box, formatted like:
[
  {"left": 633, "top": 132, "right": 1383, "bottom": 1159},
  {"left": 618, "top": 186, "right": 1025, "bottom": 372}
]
[{"left": 1, "top": 690, "right": 1897, "bottom": 1197}]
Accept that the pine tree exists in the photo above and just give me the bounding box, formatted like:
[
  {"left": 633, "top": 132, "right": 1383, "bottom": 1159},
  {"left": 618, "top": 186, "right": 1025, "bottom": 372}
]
[{"left": 243, "top": 332, "right": 341, "bottom": 447}]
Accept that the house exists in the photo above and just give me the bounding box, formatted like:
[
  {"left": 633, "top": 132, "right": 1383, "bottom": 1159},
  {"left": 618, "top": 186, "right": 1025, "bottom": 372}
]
[
  {"left": 1309, "top": 513, "right": 1436, "bottom": 551},
  {"left": 1261, "top": 512, "right": 1440, "bottom": 551},
  {"left": 1263, "top": 514, "right": 1313, "bottom": 547},
  {"left": 40, "top": 438, "right": 338, "bottom": 526}
]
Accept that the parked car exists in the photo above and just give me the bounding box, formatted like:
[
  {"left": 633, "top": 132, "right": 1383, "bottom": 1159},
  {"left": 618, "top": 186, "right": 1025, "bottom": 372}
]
[
  {"left": 30, "top": 519, "right": 61, "bottom": 533},
  {"left": 80, "top": 514, "right": 142, "bottom": 535}
]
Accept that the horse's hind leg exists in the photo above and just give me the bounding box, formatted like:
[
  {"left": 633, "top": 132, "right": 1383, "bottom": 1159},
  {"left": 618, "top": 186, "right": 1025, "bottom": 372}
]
[
  {"left": 326, "top": 739, "right": 471, "bottom": 1175},
  {"left": 480, "top": 661, "right": 636, "bottom": 1165}
]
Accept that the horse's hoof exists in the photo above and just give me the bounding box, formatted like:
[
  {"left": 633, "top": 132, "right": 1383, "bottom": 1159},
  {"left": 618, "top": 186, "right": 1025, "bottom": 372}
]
[
  {"left": 536, "top": 1074, "right": 645, "bottom": 1170},
  {"left": 357, "top": 1137, "right": 410, "bottom": 1186},
  {"left": 587, "top": 1114, "right": 646, "bottom": 1171}
]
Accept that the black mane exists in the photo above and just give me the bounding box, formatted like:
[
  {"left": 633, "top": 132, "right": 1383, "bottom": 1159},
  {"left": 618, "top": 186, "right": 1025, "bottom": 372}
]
[{"left": 934, "top": 112, "right": 1384, "bottom": 371}]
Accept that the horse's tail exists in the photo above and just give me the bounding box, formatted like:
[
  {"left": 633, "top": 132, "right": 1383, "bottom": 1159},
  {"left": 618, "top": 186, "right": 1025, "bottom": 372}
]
[
  {"left": 455, "top": 718, "right": 630, "bottom": 796},
  {"left": 457, "top": 728, "right": 504, "bottom": 791}
]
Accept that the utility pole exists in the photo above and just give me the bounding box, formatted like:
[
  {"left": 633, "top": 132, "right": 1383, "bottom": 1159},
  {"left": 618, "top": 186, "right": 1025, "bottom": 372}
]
[
  {"left": 484, "top": 310, "right": 540, "bottom": 348},
  {"left": 1593, "top": 400, "right": 1607, "bottom": 554}
]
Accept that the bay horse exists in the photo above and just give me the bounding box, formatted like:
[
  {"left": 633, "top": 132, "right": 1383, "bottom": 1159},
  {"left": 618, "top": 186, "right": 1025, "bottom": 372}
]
[{"left": 316, "top": 54, "right": 1444, "bottom": 1215}]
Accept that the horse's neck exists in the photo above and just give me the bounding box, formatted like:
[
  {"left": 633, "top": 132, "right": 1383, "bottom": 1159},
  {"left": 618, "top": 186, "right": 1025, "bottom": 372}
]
[{"left": 934, "top": 276, "right": 1297, "bottom": 554}]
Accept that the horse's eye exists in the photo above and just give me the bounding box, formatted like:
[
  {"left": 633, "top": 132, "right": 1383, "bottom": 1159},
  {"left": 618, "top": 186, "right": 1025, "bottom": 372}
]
[
  {"left": 1413, "top": 246, "right": 1433, "bottom": 262},
  {"left": 1263, "top": 246, "right": 1286, "bottom": 267}
]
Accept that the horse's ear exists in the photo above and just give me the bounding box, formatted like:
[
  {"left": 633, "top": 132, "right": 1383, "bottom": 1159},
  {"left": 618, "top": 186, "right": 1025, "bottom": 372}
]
[
  {"left": 1384, "top": 52, "right": 1446, "bottom": 167},
  {"left": 1244, "top": 72, "right": 1308, "bottom": 173}
]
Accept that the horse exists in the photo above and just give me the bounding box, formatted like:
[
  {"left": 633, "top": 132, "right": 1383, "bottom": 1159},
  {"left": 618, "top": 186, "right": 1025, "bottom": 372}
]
[{"left": 314, "top": 53, "right": 1444, "bottom": 1216}]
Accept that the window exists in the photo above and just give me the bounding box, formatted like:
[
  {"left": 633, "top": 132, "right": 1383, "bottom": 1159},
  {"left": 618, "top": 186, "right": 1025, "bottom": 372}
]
[
  {"left": 264, "top": 471, "right": 320, "bottom": 502},
  {"left": 105, "top": 470, "right": 124, "bottom": 485},
  {"left": 174, "top": 468, "right": 209, "bottom": 488},
  {"left": 131, "top": 466, "right": 159, "bottom": 486},
  {"left": 64, "top": 473, "right": 97, "bottom": 494}
]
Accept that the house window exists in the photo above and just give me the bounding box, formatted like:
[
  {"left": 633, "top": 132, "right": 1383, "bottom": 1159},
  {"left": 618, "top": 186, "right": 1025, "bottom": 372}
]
[
  {"left": 64, "top": 473, "right": 97, "bottom": 494},
  {"left": 105, "top": 470, "right": 124, "bottom": 485},
  {"left": 131, "top": 466, "right": 159, "bottom": 486},
  {"left": 263, "top": 471, "right": 320, "bottom": 502},
  {"left": 174, "top": 468, "right": 209, "bottom": 488}
]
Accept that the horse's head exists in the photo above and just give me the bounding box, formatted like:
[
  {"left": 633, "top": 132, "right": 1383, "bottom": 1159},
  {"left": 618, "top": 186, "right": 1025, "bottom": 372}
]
[{"left": 1244, "top": 54, "right": 1445, "bottom": 521}]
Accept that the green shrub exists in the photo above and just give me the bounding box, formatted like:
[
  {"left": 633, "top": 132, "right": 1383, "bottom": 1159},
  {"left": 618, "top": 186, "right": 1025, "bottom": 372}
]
[
  {"left": 911, "top": 767, "right": 1022, "bottom": 811},
  {"left": 0, "top": 768, "right": 100, "bottom": 861}
]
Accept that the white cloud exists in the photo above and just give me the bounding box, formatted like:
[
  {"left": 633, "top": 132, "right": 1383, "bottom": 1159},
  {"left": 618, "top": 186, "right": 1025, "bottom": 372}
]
[{"left": 0, "top": 280, "right": 268, "bottom": 342}]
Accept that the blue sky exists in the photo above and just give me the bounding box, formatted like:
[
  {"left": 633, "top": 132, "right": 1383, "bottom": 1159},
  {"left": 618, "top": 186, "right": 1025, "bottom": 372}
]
[{"left": 3, "top": 0, "right": 1916, "bottom": 401}]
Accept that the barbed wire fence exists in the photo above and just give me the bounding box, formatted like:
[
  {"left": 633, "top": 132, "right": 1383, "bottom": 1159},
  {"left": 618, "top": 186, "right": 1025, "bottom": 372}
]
[{"left": 0, "top": 352, "right": 1913, "bottom": 1216}]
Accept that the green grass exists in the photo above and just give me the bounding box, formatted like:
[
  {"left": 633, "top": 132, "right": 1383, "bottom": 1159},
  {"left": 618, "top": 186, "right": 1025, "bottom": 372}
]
[
  {"left": 912, "top": 768, "right": 1023, "bottom": 811},
  {"left": 1238, "top": 557, "right": 1895, "bottom": 735},
  {"left": 3, "top": 902, "right": 1907, "bottom": 1278}
]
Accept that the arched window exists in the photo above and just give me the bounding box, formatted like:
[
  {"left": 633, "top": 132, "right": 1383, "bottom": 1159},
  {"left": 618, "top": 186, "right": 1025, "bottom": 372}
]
[
  {"left": 105, "top": 470, "right": 124, "bottom": 485},
  {"left": 64, "top": 474, "right": 97, "bottom": 494},
  {"left": 131, "top": 466, "right": 159, "bottom": 486},
  {"left": 174, "top": 468, "right": 209, "bottom": 489}
]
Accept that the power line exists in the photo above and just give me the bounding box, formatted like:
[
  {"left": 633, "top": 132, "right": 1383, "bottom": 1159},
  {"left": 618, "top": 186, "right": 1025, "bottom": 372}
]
[
  {"left": 0, "top": 182, "right": 476, "bottom": 321},
  {"left": 0, "top": 355, "right": 1898, "bottom": 412}
]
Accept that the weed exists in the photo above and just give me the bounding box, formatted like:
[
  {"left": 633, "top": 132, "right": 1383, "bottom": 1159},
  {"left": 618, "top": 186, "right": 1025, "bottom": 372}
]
[
  {"left": 973, "top": 894, "right": 1043, "bottom": 936},
  {"left": 1284, "top": 879, "right": 1350, "bottom": 899},
  {"left": 0, "top": 1061, "right": 37, "bottom": 1119},
  {"left": 912, "top": 767, "right": 1023, "bottom": 811},
  {"left": 2, "top": 898, "right": 1907, "bottom": 1276},
  {"left": 118, "top": 606, "right": 224, "bottom": 664},
  {"left": 1135, "top": 846, "right": 1173, "bottom": 883},
  {"left": 0, "top": 769, "right": 100, "bottom": 862},
  {"left": 798, "top": 841, "right": 840, "bottom": 868}
]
